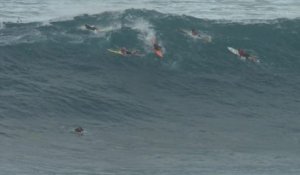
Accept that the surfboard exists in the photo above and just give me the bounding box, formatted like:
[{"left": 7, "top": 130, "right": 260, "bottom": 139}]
[
  {"left": 107, "top": 49, "right": 124, "bottom": 56},
  {"left": 228, "top": 47, "right": 260, "bottom": 63},
  {"left": 154, "top": 49, "right": 163, "bottom": 59}
]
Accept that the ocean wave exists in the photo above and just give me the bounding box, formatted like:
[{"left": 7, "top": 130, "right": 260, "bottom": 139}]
[
  {"left": 1, "top": 9, "right": 299, "bottom": 72},
  {"left": 1, "top": 9, "right": 300, "bottom": 174}
]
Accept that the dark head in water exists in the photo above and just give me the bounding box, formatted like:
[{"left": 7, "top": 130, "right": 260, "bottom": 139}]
[
  {"left": 153, "top": 43, "right": 161, "bottom": 51},
  {"left": 75, "top": 127, "right": 84, "bottom": 133}
]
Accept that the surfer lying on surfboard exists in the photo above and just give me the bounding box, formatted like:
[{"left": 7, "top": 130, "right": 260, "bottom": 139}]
[
  {"left": 120, "top": 47, "right": 140, "bottom": 56},
  {"left": 153, "top": 43, "right": 161, "bottom": 51},
  {"left": 179, "top": 28, "right": 212, "bottom": 43},
  {"left": 238, "top": 49, "right": 258, "bottom": 62},
  {"left": 191, "top": 28, "right": 199, "bottom": 36},
  {"left": 152, "top": 39, "right": 163, "bottom": 59},
  {"left": 85, "top": 24, "right": 98, "bottom": 31},
  {"left": 108, "top": 47, "right": 144, "bottom": 57},
  {"left": 228, "top": 47, "right": 260, "bottom": 63}
]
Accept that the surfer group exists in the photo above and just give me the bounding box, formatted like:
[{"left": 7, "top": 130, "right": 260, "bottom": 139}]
[
  {"left": 85, "top": 23, "right": 257, "bottom": 62},
  {"left": 85, "top": 24, "right": 163, "bottom": 58}
]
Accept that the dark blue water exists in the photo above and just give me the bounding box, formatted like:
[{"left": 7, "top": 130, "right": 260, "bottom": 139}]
[{"left": 1, "top": 9, "right": 300, "bottom": 175}]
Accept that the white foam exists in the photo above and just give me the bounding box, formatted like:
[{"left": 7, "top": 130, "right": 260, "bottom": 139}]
[
  {"left": 129, "top": 19, "right": 155, "bottom": 47},
  {"left": 129, "top": 18, "right": 166, "bottom": 54},
  {"left": 0, "top": 29, "right": 45, "bottom": 46}
]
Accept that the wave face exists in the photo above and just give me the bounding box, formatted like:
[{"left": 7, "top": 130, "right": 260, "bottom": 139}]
[{"left": 1, "top": 9, "right": 300, "bottom": 175}]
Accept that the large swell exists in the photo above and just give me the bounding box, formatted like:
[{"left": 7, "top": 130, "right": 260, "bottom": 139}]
[
  {"left": 1, "top": 0, "right": 300, "bottom": 23},
  {"left": 1, "top": 9, "right": 300, "bottom": 175}
]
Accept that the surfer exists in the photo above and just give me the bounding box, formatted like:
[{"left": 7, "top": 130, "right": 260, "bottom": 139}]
[
  {"left": 120, "top": 47, "right": 132, "bottom": 55},
  {"left": 191, "top": 28, "right": 199, "bottom": 36},
  {"left": 153, "top": 42, "right": 162, "bottom": 52},
  {"left": 120, "top": 47, "right": 141, "bottom": 56},
  {"left": 85, "top": 24, "right": 98, "bottom": 31},
  {"left": 108, "top": 47, "right": 143, "bottom": 57},
  {"left": 74, "top": 127, "right": 84, "bottom": 135},
  {"left": 238, "top": 49, "right": 258, "bottom": 62},
  {"left": 238, "top": 49, "right": 250, "bottom": 58},
  {"left": 152, "top": 38, "right": 163, "bottom": 58}
]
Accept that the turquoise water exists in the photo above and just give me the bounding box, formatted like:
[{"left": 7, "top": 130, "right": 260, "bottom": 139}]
[{"left": 1, "top": 5, "right": 300, "bottom": 175}]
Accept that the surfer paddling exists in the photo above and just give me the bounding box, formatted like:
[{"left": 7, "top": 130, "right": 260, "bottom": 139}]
[
  {"left": 228, "top": 47, "right": 259, "bottom": 63},
  {"left": 153, "top": 43, "right": 161, "bottom": 51},
  {"left": 74, "top": 127, "right": 84, "bottom": 135},
  {"left": 152, "top": 38, "right": 163, "bottom": 59},
  {"left": 191, "top": 28, "right": 199, "bottom": 36},
  {"left": 238, "top": 49, "right": 258, "bottom": 62},
  {"left": 85, "top": 24, "right": 98, "bottom": 32},
  {"left": 121, "top": 48, "right": 137, "bottom": 55},
  {"left": 179, "top": 28, "right": 212, "bottom": 43},
  {"left": 120, "top": 47, "right": 143, "bottom": 56}
]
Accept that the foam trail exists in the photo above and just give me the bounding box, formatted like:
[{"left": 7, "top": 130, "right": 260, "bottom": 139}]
[{"left": 128, "top": 18, "right": 166, "bottom": 54}]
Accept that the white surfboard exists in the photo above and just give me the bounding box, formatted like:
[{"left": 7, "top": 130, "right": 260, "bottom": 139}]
[{"left": 227, "top": 47, "right": 260, "bottom": 63}]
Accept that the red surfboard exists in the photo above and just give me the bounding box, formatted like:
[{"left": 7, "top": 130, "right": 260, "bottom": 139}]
[
  {"left": 154, "top": 49, "right": 163, "bottom": 59},
  {"left": 152, "top": 38, "right": 163, "bottom": 59}
]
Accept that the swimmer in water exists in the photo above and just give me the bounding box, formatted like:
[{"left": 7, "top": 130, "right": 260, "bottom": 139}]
[{"left": 74, "top": 127, "right": 84, "bottom": 135}]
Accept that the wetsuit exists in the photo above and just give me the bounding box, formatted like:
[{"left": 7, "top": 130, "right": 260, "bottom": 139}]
[
  {"left": 238, "top": 49, "right": 250, "bottom": 58},
  {"left": 85, "top": 24, "right": 97, "bottom": 31},
  {"left": 121, "top": 48, "right": 133, "bottom": 55}
]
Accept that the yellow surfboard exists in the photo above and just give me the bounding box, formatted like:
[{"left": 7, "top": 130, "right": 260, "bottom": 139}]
[{"left": 107, "top": 49, "right": 124, "bottom": 56}]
